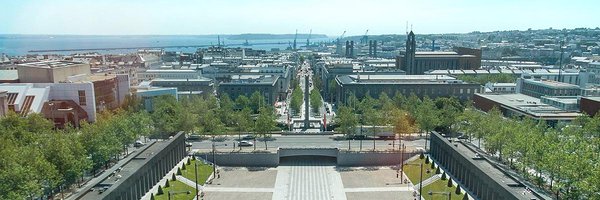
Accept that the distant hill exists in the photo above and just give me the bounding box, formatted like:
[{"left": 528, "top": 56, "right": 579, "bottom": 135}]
[{"left": 226, "top": 34, "right": 329, "bottom": 40}]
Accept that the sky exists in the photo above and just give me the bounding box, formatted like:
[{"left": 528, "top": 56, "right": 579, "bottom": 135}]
[{"left": 1, "top": 0, "right": 599, "bottom": 36}]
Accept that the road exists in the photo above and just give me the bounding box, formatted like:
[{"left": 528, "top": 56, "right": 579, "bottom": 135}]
[{"left": 190, "top": 134, "right": 426, "bottom": 152}]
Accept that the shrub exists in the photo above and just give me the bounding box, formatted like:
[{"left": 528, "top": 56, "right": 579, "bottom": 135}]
[
  {"left": 435, "top": 166, "right": 441, "bottom": 174},
  {"left": 462, "top": 194, "right": 468, "bottom": 200},
  {"left": 182, "top": 163, "right": 187, "bottom": 170},
  {"left": 441, "top": 172, "right": 447, "bottom": 180},
  {"left": 425, "top": 156, "right": 430, "bottom": 164},
  {"left": 455, "top": 186, "right": 462, "bottom": 195},
  {"left": 187, "top": 158, "right": 191, "bottom": 165},
  {"left": 177, "top": 168, "right": 182, "bottom": 175},
  {"left": 172, "top": 173, "right": 177, "bottom": 181},
  {"left": 447, "top": 178, "right": 453, "bottom": 187},
  {"left": 419, "top": 152, "right": 424, "bottom": 159},
  {"left": 157, "top": 186, "right": 164, "bottom": 195},
  {"left": 165, "top": 179, "right": 170, "bottom": 187},
  {"left": 430, "top": 161, "right": 435, "bottom": 169},
  {"left": 151, "top": 193, "right": 155, "bottom": 200}
]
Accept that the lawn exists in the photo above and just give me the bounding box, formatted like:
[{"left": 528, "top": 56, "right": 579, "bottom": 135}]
[
  {"left": 404, "top": 157, "right": 436, "bottom": 184},
  {"left": 180, "top": 158, "right": 213, "bottom": 184},
  {"left": 154, "top": 180, "right": 196, "bottom": 200},
  {"left": 421, "top": 179, "right": 466, "bottom": 200}
]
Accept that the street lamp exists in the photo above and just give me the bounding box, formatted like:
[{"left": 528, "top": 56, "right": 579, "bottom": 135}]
[
  {"left": 428, "top": 191, "right": 451, "bottom": 200},
  {"left": 211, "top": 142, "right": 227, "bottom": 180},
  {"left": 168, "top": 190, "right": 191, "bottom": 200},
  {"left": 404, "top": 162, "right": 423, "bottom": 199}
]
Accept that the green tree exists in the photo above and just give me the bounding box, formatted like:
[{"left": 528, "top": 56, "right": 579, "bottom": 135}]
[
  {"left": 151, "top": 95, "right": 183, "bottom": 138},
  {"left": 235, "top": 95, "right": 250, "bottom": 110},
  {"left": 335, "top": 106, "right": 358, "bottom": 149},
  {"left": 310, "top": 88, "right": 323, "bottom": 114},
  {"left": 255, "top": 107, "right": 276, "bottom": 150},
  {"left": 250, "top": 91, "right": 266, "bottom": 113}
]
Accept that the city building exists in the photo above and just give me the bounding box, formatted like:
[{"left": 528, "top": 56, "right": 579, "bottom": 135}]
[
  {"left": 334, "top": 75, "right": 481, "bottom": 105},
  {"left": 76, "top": 132, "right": 186, "bottom": 200},
  {"left": 0, "top": 90, "right": 7, "bottom": 117},
  {"left": 144, "top": 78, "right": 213, "bottom": 96},
  {"left": 17, "top": 61, "right": 91, "bottom": 83},
  {"left": 134, "top": 87, "right": 178, "bottom": 112},
  {"left": 138, "top": 69, "right": 201, "bottom": 81},
  {"left": 484, "top": 82, "right": 517, "bottom": 93},
  {"left": 516, "top": 78, "right": 582, "bottom": 98},
  {"left": 580, "top": 96, "right": 600, "bottom": 116},
  {"left": 473, "top": 93, "right": 581, "bottom": 126},
  {"left": 396, "top": 31, "right": 482, "bottom": 75},
  {"left": 430, "top": 132, "right": 552, "bottom": 200},
  {"left": 0, "top": 70, "right": 19, "bottom": 83},
  {"left": 218, "top": 75, "right": 279, "bottom": 105},
  {"left": 314, "top": 58, "right": 406, "bottom": 102}
]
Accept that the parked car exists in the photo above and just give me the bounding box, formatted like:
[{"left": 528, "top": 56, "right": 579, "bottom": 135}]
[
  {"left": 238, "top": 140, "right": 253, "bottom": 147},
  {"left": 242, "top": 135, "right": 256, "bottom": 140},
  {"left": 186, "top": 142, "right": 193, "bottom": 147},
  {"left": 134, "top": 141, "right": 144, "bottom": 147},
  {"left": 457, "top": 135, "right": 469, "bottom": 140}
]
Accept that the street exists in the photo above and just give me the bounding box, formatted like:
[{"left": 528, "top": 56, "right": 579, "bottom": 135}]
[{"left": 190, "top": 134, "right": 426, "bottom": 152}]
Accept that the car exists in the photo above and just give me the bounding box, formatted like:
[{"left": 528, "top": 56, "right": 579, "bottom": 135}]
[
  {"left": 186, "top": 142, "right": 193, "bottom": 147},
  {"left": 134, "top": 141, "right": 144, "bottom": 147},
  {"left": 242, "top": 135, "right": 256, "bottom": 140},
  {"left": 457, "top": 135, "right": 469, "bottom": 140},
  {"left": 186, "top": 135, "right": 202, "bottom": 141},
  {"left": 238, "top": 141, "right": 253, "bottom": 147}
]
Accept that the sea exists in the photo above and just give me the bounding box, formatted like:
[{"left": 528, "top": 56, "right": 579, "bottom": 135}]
[{"left": 0, "top": 35, "right": 332, "bottom": 56}]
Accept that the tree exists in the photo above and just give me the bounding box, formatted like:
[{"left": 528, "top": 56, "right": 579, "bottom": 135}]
[
  {"left": 157, "top": 186, "right": 164, "bottom": 195},
  {"left": 448, "top": 178, "right": 453, "bottom": 187},
  {"left": 393, "top": 109, "right": 416, "bottom": 142},
  {"left": 290, "top": 86, "right": 303, "bottom": 115},
  {"left": 336, "top": 106, "right": 358, "bottom": 149},
  {"left": 151, "top": 193, "right": 155, "bottom": 200},
  {"left": 235, "top": 108, "right": 253, "bottom": 140},
  {"left": 235, "top": 95, "right": 250, "bottom": 110},
  {"left": 310, "top": 88, "right": 323, "bottom": 114},
  {"left": 255, "top": 107, "right": 276, "bottom": 150},
  {"left": 327, "top": 79, "right": 337, "bottom": 102},
  {"left": 455, "top": 186, "right": 462, "bottom": 195},
  {"left": 177, "top": 168, "right": 182, "bottom": 175},
  {"left": 414, "top": 96, "right": 439, "bottom": 150},
  {"left": 165, "top": 179, "right": 170, "bottom": 187},
  {"left": 172, "top": 173, "right": 177, "bottom": 181},
  {"left": 249, "top": 91, "right": 265, "bottom": 113},
  {"left": 441, "top": 172, "right": 447, "bottom": 180},
  {"left": 151, "top": 95, "right": 183, "bottom": 138}
]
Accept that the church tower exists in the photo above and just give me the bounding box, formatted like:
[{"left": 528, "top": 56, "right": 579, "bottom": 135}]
[{"left": 405, "top": 31, "right": 416, "bottom": 74}]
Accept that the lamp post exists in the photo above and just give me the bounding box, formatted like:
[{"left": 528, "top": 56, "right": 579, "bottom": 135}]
[
  {"left": 194, "top": 160, "right": 199, "bottom": 200},
  {"left": 405, "top": 162, "right": 423, "bottom": 199},
  {"left": 211, "top": 142, "right": 227, "bottom": 180},
  {"left": 428, "top": 191, "right": 451, "bottom": 200},
  {"left": 168, "top": 190, "right": 191, "bottom": 200}
]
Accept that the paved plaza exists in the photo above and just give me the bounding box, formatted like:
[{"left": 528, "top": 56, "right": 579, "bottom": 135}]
[{"left": 200, "top": 156, "right": 416, "bottom": 200}]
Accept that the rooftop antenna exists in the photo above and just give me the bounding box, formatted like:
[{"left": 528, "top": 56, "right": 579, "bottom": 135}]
[{"left": 405, "top": 21, "right": 408, "bottom": 35}]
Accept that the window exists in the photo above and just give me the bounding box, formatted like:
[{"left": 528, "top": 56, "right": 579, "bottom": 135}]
[{"left": 78, "top": 90, "right": 87, "bottom": 106}]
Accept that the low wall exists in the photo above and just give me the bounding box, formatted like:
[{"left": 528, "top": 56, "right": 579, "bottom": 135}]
[
  {"left": 199, "top": 152, "right": 279, "bottom": 167},
  {"left": 279, "top": 148, "right": 338, "bottom": 157},
  {"left": 337, "top": 151, "right": 419, "bottom": 166},
  {"left": 198, "top": 149, "right": 420, "bottom": 167}
]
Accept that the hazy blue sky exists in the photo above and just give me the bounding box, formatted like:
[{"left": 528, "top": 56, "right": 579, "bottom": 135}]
[{"left": 1, "top": 0, "right": 598, "bottom": 36}]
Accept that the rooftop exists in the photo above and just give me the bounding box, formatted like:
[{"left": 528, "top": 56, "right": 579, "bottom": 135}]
[
  {"left": 18, "top": 61, "right": 85, "bottom": 68},
  {"left": 0, "top": 70, "right": 18, "bottom": 81},
  {"left": 435, "top": 133, "right": 551, "bottom": 200},
  {"left": 79, "top": 133, "right": 183, "bottom": 200},
  {"left": 337, "top": 74, "right": 465, "bottom": 85},
  {"left": 476, "top": 93, "right": 581, "bottom": 119},
  {"left": 522, "top": 79, "right": 580, "bottom": 89}
]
